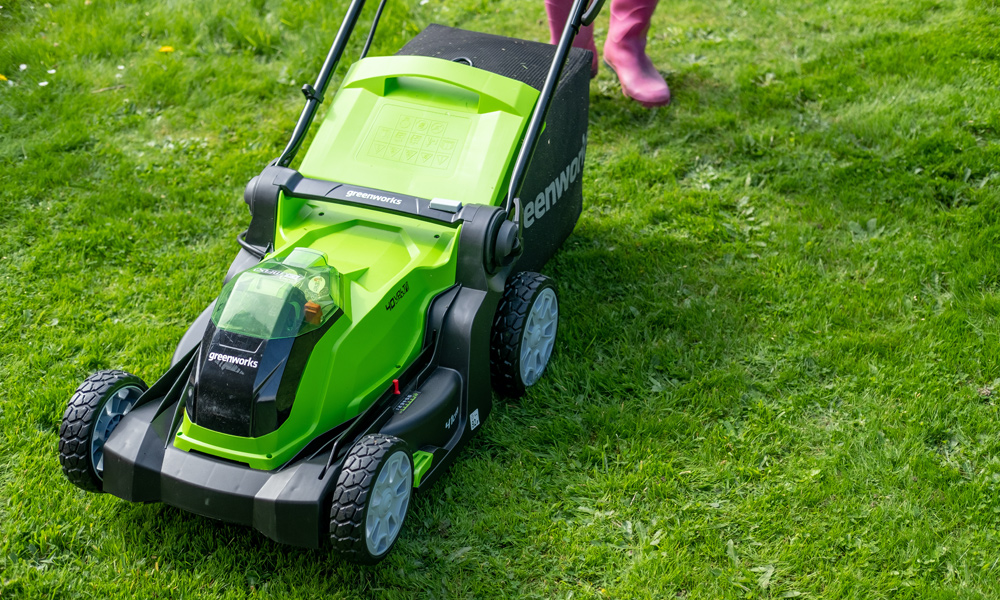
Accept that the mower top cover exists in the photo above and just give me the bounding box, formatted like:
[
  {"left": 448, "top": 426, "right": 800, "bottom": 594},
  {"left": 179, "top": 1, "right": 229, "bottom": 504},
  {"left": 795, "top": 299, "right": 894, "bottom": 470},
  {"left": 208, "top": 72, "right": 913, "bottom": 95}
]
[{"left": 212, "top": 248, "right": 342, "bottom": 340}]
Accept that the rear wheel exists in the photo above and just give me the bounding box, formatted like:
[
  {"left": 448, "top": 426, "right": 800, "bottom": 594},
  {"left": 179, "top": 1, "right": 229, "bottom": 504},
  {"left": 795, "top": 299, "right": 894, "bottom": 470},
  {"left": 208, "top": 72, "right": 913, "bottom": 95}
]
[
  {"left": 329, "top": 434, "right": 412, "bottom": 564},
  {"left": 59, "top": 370, "right": 147, "bottom": 492},
  {"left": 491, "top": 271, "right": 559, "bottom": 397}
]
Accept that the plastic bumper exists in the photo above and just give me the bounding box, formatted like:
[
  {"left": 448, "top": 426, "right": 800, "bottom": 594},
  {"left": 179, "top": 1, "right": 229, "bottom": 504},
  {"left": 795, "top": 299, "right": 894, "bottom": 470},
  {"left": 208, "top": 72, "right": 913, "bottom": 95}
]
[{"left": 102, "top": 401, "right": 332, "bottom": 549}]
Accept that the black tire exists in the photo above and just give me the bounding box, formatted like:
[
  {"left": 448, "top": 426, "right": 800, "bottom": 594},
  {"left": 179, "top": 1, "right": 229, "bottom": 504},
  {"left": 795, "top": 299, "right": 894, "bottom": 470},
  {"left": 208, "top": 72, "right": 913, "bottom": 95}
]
[
  {"left": 59, "top": 370, "right": 147, "bottom": 493},
  {"left": 329, "top": 434, "right": 413, "bottom": 564},
  {"left": 490, "top": 271, "right": 559, "bottom": 397}
]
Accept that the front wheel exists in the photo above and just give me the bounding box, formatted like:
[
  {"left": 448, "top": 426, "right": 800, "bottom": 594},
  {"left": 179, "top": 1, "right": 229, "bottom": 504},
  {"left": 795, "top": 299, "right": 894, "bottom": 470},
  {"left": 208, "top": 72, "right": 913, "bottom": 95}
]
[
  {"left": 58, "top": 370, "right": 147, "bottom": 493},
  {"left": 491, "top": 271, "right": 559, "bottom": 397},
  {"left": 329, "top": 434, "right": 413, "bottom": 564}
]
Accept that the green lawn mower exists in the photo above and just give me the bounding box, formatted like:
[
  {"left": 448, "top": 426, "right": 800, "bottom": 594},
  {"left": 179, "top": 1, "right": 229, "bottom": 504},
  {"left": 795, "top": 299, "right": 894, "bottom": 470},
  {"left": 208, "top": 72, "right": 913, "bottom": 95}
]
[{"left": 59, "top": 0, "right": 602, "bottom": 564}]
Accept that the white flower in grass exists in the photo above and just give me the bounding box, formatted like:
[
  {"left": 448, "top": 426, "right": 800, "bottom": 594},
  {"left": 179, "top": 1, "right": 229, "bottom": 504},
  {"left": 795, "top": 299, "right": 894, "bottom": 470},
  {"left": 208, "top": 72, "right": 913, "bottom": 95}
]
[
  {"left": 19, "top": 64, "right": 27, "bottom": 71},
  {"left": 47, "top": 69, "right": 56, "bottom": 74},
  {"left": 39, "top": 81, "right": 48, "bottom": 86},
  {"left": 118, "top": 65, "right": 125, "bottom": 70}
]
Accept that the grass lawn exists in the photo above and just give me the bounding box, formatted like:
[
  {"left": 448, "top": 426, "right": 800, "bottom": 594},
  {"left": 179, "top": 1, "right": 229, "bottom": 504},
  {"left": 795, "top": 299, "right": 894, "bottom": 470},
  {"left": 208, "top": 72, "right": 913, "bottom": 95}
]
[{"left": 2, "top": 0, "right": 1000, "bottom": 597}]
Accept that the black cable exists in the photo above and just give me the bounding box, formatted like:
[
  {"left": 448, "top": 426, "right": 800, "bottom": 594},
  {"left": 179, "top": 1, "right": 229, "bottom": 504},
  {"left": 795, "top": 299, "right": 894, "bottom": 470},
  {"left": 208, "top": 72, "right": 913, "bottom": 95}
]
[{"left": 236, "top": 230, "right": 266, "bottom": 259}]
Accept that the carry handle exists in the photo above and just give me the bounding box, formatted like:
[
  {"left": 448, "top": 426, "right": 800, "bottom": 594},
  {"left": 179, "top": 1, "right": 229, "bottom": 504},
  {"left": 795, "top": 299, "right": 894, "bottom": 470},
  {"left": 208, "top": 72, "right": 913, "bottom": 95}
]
[{"left": 342, "top": 56, "right": 539, "bottom": 116}]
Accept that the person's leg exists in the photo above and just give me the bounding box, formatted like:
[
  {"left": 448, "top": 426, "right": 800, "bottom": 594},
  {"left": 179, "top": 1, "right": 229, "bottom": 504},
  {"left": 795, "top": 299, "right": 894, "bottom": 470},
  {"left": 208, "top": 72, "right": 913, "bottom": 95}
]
[
  {"left": 544, "top": 0, "right": 599, "bottom": 77},
  {"left": 603, "top": 0, "right": 670, "bottom": 107}
]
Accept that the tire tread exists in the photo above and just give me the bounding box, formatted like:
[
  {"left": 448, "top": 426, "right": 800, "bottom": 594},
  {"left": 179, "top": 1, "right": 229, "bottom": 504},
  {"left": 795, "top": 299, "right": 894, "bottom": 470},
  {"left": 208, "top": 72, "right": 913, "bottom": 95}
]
[
  {"left": 490, "top": 271, "right": 555, "bottom": 397},
  {"left": 329, "top": 434, "right": 410, "bottom": 564},
  {"left": 58, "top": 370, "right": 146, "bottom": 493}
]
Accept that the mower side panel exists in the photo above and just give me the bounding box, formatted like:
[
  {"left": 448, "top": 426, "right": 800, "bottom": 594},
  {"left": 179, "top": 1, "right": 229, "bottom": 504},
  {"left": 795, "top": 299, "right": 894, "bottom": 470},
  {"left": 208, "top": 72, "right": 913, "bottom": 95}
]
[
  {"left": 376, "top": 203, "right": 509, "bottom": 488},
  {"left": 514, "top": 97, "right": 588, "bottom": 274},
  {"left": 417, "top": 209, "right": 509, "bottom": 485},
  {"left": 411, "top": 286, "right": 495, "bottom": 489}
]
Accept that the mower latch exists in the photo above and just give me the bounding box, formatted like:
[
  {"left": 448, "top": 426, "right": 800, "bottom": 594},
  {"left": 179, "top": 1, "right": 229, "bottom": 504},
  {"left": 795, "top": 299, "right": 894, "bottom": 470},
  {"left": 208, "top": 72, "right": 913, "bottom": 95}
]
[{"left": 429, "top": 198, "right": 462, "bottom": 213}]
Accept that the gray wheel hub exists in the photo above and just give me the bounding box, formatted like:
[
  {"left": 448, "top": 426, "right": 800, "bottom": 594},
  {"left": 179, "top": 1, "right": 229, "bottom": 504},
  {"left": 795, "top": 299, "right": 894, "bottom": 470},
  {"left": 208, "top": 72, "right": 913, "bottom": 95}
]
[
  {"left": 91, "top": 385, "right": 143, "bottom": 479},
  {"left": 365, "top": 450, "right": 412, "bottom": 556},
  {"left": 520, "top": 287, "right": 558, "bottom": 387}
]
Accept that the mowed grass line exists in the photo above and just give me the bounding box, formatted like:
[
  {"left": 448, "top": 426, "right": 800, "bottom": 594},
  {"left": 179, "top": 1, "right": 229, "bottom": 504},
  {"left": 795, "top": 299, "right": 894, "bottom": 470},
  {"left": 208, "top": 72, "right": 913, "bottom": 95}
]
[{"left": 2, "top": 0, "right": 1000, "bottom": 598}]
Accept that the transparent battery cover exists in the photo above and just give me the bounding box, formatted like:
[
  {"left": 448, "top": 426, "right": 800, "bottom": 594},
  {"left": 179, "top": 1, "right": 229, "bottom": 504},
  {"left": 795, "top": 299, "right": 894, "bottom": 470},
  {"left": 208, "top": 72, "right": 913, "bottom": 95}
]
[{"left": 212, "top": 248, "right": 341, "bottom": 340}]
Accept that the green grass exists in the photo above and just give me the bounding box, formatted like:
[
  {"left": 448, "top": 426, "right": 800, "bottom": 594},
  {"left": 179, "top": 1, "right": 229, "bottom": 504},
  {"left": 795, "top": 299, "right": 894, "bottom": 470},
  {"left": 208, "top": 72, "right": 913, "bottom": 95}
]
[{"left": 2, "top": 0, "right": 1000, "bottom": 597}]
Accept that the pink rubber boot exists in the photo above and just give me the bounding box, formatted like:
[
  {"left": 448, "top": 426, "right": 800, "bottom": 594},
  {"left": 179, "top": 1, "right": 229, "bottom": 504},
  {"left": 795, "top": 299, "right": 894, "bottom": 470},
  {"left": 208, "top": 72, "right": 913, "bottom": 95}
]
[
  {"left": 544, "top": 0, "right": 599, "bottom": 78},
  {"left": 604, "top": 0, "right": 670, "bottom": 107}
]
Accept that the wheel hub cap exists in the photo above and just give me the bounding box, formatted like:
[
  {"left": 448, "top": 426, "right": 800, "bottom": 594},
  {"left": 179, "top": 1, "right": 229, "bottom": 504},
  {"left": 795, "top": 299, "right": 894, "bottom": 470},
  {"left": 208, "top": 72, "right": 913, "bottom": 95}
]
[
  {"left": 520, "top": 287, "right": 558, "bottom": 387},
  {"left": 91, "top": 385, "right": 143, "bottom": 479},
  {"left": 365, "top": 451, "right": 412, "bottom": 556}
]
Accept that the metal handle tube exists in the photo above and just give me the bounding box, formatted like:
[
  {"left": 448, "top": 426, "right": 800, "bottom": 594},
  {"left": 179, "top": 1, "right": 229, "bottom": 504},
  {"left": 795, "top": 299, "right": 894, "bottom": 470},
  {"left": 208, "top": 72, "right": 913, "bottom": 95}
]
[
  {"left": 275, "top": 0, "right": 369, "bottom": 167},
  {"left": 360, "top": 0, "right": 389, "bottom": 59},
  {"left": 504, "top": 0, "right": 603, "bottom": 213}
]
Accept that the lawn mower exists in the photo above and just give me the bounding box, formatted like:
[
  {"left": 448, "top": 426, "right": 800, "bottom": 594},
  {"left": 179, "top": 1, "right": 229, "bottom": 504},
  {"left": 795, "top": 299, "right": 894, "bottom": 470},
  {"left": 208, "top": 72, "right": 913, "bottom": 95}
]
[{"left": 59, "top": 0, "right": 602, "bottom": 563}]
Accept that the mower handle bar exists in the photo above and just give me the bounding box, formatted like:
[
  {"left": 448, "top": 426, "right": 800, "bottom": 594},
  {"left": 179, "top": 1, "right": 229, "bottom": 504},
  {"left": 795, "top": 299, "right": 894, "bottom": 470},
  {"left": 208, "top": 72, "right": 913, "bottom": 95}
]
[
  {"left": 503, "top": 0, "right": 605, "bottom": 214},
  {"left": 272, "top": 0, "right": 606, "bottom": 210},
  {"left": 273, "top": 0, "right": 369, "bottom": 168},
  {"left": 581, "top": 0, "right": 606, "bottom": 26}
]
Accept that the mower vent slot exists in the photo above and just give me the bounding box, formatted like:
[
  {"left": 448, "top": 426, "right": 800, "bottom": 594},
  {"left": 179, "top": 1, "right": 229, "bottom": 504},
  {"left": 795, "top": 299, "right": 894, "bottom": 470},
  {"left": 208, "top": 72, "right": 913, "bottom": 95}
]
[{"left": 188, "top": 449, "right": 253, "bottom": 470}]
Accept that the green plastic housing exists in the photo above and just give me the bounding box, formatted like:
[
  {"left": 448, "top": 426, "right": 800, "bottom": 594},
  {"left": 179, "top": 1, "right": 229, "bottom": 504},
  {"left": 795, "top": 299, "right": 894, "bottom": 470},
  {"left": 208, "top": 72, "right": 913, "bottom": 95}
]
[
  {"left": 299, "top": 56, "right": 540, "bottom": 207},
  {"left": 177, "top": 55, "right": 541, "bottom": 470},
  {"left": 177, "top": 203, "right": 459, "bottom": 469}
]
